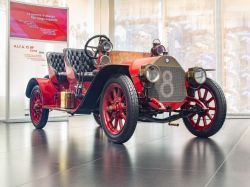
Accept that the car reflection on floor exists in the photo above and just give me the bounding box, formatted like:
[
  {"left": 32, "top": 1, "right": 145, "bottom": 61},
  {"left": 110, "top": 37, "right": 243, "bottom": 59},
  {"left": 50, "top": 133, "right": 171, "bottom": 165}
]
[{"left": 0, "top": 117, "right": 249, "bottom": 187}]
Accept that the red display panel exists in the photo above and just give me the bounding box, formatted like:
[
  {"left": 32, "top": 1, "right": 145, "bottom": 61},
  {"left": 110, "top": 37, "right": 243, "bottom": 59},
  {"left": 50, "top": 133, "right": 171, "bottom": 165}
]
[{"left": 10, "top": 2, "right": 68, "bottom": 41}]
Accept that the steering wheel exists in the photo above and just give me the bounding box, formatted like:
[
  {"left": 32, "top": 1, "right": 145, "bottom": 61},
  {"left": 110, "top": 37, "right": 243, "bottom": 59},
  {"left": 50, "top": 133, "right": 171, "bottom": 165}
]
[{"left": 84, "top": 35, "right": 113, "bottom": 59}]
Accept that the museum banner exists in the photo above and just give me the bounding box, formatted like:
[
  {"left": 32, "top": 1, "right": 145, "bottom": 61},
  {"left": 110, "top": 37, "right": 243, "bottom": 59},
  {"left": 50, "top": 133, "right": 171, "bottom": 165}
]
[{"left": 10, "top": 1, "right": 67, "bottom": 41}]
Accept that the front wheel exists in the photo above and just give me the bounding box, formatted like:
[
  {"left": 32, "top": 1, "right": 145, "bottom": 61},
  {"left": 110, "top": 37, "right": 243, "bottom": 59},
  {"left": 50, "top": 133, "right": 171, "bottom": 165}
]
[
  {"left": 100, "top": 75, "right": 139, "bottom": 144},
  {"left": 93, "top": 112, "right": 101, "bottom": 126},
  {"left": 30, "top": 85, "right": 49, "bottom": 129},
  {"left": 183, "top": 78, "right": 227, "bottom": 138}
]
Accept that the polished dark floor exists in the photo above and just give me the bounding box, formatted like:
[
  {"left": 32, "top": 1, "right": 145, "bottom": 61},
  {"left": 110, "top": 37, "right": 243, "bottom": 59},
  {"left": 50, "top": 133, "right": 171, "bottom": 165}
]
[{"left": 0, "top": 116, "right": 250, "bottom": 187}]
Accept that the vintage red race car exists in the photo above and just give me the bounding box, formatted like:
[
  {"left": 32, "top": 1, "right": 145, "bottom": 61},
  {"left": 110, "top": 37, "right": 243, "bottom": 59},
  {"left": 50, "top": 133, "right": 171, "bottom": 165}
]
[{"left": 26, "top": 35, "right": 227, "bottom": 143}]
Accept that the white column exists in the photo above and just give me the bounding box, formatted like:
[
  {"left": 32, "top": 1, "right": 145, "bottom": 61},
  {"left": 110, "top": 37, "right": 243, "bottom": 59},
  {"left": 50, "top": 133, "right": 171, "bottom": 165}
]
[
  {"left": 94, "top": 0, "right": 114, "bottom": 39},
  {"left": 215, "top": 0, "right": 222, "bottom": 84}
]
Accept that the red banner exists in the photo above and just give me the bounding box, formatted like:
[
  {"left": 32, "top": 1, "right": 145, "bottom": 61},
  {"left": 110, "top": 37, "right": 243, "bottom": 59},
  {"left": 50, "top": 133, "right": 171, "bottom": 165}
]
[{"left": 10, "top": 2, "right": 68, "bottom": 41}]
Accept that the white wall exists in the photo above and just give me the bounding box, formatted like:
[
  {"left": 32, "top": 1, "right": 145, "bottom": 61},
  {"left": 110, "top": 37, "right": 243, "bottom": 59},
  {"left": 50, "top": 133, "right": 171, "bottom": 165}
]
[
  {"left": 4, "top": 0, "right": 95, "bottom": 121},
  {"left": 0, "top": 0, "right": 7, "bottom": 120}
]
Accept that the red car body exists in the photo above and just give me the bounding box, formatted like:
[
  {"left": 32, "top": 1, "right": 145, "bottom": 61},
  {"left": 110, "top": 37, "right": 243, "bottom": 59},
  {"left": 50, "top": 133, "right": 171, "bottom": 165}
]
[{"left": 26, "top": 35, "right": 227, "bottom": 144}]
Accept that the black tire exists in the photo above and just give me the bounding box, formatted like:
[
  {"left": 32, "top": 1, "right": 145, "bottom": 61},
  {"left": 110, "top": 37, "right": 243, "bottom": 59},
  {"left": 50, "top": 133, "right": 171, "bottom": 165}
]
[
  {"left": 30, "top": 85, "right": 49, "bottom": 129},
  {"left": 183, "top": 78, "right": 227, "bottom": 138},
  {"left": 93, "top": 112, "right": 102, "bottom": 126},
  {"left": 100, "top": 74, "right": 139, "bottom": 144}
]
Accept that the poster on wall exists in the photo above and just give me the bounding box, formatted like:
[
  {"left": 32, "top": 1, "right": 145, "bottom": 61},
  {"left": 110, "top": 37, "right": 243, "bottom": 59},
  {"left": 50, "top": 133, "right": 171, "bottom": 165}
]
[
  {"left": 11, "top": 41, "right": 46, "bottom": 62},
  {"left": 9, "top": 1, "right": 68, "bottom": 120},
  {"left": 10, "top": 1, "right": 67, "bottom": 41}
]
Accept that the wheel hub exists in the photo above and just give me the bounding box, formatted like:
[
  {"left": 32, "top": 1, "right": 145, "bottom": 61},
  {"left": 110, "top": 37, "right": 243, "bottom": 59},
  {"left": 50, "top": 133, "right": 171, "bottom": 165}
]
[
  {"left": 108, "top": 99, "right": 124, "bottom": 112},
  {"left": 33, "top": 101, "right": 42, "bottom": 113}
]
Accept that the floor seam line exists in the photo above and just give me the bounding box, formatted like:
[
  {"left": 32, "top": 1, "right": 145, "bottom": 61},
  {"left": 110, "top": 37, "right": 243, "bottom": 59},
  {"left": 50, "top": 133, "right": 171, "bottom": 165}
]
[
  {"left": 89, "top": 165, "right": 208, "bottom": 173},
  {"left": 204, "top": 125, "right": 250, "bottom": 187}
]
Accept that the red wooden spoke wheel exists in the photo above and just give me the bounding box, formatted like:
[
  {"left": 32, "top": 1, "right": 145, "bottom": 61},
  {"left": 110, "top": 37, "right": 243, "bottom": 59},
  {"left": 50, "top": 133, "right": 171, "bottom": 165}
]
[
  {"left": 183, "top": 78, "right": 227, "bottom": 138},
  {"left": 30, "top": 86, "right": 49, "bottom": 129},
  {"left": 102, "top": 83, "right": 127, "bottom": 135},
  {"left": 100, "top": 75, "right": 139, "bottom": 144},
  {"left": 30, "top": 89, "right": 43, "bottom": 125},
  {"left": 188, "top": 85, "right": 216, "bottom": 131}
]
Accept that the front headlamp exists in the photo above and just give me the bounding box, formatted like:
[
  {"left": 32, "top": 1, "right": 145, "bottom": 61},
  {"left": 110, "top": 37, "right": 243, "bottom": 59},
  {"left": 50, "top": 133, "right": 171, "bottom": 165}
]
[
  {"left": 187, "top": 67, "right": 207, "bottom": 85},
  {"left": 140, "top": 64, "right": 161, "bottom": 83},
  {"left": 102, "top": 41, "right": 113, "bottom": 52}
]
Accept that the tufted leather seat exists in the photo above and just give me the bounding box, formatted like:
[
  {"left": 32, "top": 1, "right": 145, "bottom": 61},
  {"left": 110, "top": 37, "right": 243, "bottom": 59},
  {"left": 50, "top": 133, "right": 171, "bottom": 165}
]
[
  {"left": 47, "top": 52, "right": 67, "bottom": 82},
  {"left": 64, "top": 48, "right": 96, "bottom": 82}
]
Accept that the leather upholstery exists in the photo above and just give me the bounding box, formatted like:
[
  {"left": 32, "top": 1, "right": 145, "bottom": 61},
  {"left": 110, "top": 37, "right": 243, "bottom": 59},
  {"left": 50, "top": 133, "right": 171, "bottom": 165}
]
[
  {"left": 64, "top": 49, "right": 96, "bottom": 82},
  {"left": 46, "top": 52, "right": 67, "bottom": 82}
]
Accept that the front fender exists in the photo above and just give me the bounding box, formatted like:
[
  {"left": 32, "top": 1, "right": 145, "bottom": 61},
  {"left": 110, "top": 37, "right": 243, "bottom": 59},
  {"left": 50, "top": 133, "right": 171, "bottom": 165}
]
[
  {"left": 76, "top": 64, "right": 130, "bottom": 113},
  {"left": 25, "top": 78, "right": 58, "bottom": 106}
]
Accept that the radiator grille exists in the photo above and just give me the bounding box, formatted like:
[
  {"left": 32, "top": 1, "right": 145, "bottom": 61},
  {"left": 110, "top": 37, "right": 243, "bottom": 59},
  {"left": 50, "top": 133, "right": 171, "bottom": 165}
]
[{"left": 148, "top": 66, "right": 186, "bottom": 102}]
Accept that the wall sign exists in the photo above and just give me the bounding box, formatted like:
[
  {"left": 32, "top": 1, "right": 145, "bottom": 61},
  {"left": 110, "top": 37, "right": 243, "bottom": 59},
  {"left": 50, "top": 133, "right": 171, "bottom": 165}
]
[{"left": 8, "top": 1, "right": 68, "bottom": 120}]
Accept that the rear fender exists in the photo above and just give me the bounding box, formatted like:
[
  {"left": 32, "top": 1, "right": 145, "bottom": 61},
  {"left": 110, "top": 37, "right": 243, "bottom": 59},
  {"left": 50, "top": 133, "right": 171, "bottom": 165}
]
[
  {"left": 25, "top": 78, "right": 58, "bottom": 106},
  {"left": 77, "top": 64, "right": 130, "bottom": 113}
]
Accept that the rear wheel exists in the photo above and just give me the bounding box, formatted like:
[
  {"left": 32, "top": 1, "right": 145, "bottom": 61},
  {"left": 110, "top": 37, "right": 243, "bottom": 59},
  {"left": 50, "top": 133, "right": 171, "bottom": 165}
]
[
  {"left": 183, "top": 78, "right": 227, "bottom": 137},
  {"left": 100, "top": 75, "right": 139, "bottom": 144},
  {"left": 30, "top": 85, "right": 49, "bottom": 129}
]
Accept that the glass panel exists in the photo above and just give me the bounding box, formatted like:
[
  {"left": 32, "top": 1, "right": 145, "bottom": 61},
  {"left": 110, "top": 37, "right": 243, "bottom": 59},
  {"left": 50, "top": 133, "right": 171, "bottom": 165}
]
[
  {"left": 222, "top": 0, "right": 250, "bottom": 113},
  {"left": 165, "top": 0, "right": 216, "bottom": 73},
  {"left": 114, "top": 0, "right": 162, "bottom": 52}
]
